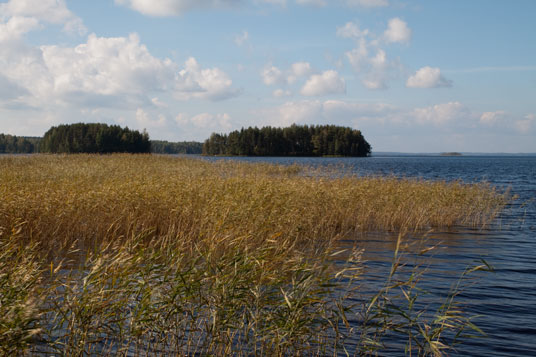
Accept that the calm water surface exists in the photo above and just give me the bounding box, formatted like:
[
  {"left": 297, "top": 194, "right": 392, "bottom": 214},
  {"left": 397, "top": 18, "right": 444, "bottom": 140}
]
[{"left": 202, "top": 155, "right": 536, "bottom": 356}]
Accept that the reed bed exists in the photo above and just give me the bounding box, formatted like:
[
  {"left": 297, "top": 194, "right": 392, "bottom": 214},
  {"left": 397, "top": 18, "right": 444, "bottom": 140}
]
[{"left": 0, "top": 154, "right": 509, "bottom": 356}]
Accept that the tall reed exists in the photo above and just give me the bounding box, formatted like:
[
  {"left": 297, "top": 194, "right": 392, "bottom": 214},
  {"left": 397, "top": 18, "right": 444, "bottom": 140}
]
[
  {"left": 0, "top": 155, "right": 507, "bottom": 255},
  {"left": 0, "top": 154, "right": 509, "bottom": 355}
]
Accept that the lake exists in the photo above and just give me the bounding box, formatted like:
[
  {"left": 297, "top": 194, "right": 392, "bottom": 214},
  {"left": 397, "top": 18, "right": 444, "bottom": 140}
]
[{"left": 201, "top": 154, "right": 536, "bottom": 356}]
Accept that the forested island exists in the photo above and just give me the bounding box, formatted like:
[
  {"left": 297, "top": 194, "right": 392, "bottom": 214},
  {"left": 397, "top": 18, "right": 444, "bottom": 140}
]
[
  {"left": 40, "top": 123, "right": 151, "bottom": 153},
  {"left": 203, "top": 124, "right": 371, "bottom": 157},
  {"left": 2, "top": 123, "right": 371, "bottom": 157},
  {"left": 1, "top": 124, "right": 201, "bottom": 154}
]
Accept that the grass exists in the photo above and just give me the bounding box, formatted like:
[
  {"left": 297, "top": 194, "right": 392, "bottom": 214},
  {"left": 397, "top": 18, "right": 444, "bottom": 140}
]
[{"left": 0, "top": 154, "right": 509, "bottom": 355}]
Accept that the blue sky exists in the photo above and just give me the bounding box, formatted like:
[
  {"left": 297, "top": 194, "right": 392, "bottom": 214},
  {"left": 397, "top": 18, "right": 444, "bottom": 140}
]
[{"left": 1, "top": 0, "right": 535, "bottom": 152}]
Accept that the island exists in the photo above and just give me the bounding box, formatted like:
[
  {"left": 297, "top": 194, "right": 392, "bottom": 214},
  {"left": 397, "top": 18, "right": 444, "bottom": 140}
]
[{"left": 203, "top": 124, "right": 371, "bottom": 157}]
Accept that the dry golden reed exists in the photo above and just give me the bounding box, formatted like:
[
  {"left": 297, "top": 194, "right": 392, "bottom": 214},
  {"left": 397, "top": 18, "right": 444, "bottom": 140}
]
[
  {"left": 0, "top": 154, "right": 506, "bottom": 255},
  {"left": 0, "top": 154, "right": 509, "bottom": 355}
]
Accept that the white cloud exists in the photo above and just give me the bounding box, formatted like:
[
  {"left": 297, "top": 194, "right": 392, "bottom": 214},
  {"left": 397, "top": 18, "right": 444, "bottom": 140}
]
[
  {"left": 0, "top": 31, "right": 238, "bottom": 114},
  {"left": 342, "top": 20, "right": 405, "bottom": 89},
  {"left": 116, "top": 0, "right": 387, "bottom": 14},
  {"left": 384, "top": 17, "right": 411, "bottom": 44},
  {"left": 259, "top": 100, "right": 324, "bottom": 127},
  {"left": 41, "top": 33, "right": 174, "bottom": 98},
  {"left": 0, "top": 0, "right": 86, "bottom": 35},
  {"left": 291, "top": 62, "right": 313, "bottom": 77},
  {"left": 412, "top": 102, "right": 468, "bottom": 126},
  {"left": 300, "top": 70, "right": 346, "bottom": 96},
  {"left": 514, "top": 114, "right": 535, "bottom": 134},
  {"left": 261, "top": 62, "right": 313, "bottom": 86},
  {"left": 0, "top": 16, "right": 40, "bottom": 41},
  {"left": 273, "top": 89, "right": 292, "bottom": 97},
  {"left": 191, "top": 113, "right": 216, "bottom": 128},
  {"left": 288, "top": 61, "right": 313, "bottom": 83},
  {"left": 406, "top": 66, "right": 452, "bottom": 88},
  {"left": 322, "top": 100, "right": 394, "bottom": 117},
  {"left": 114, "top": 0, "right": 241, "bottom": 17},
  {"left": 151, "top": 97, "right": 167, "bottom": 108},
  {"left": 480, "top": 110, "right": 507, "bottom": 125},
  {"left": 336, "top": 22, "right": 369, "bottom": 39},
  {"left": 136, "top": 108, "right": 167, "bottom": 128},
  {"left": 176, "top": 57, "right": 238, "bottom": 101},
  {"left": 176, "top": 112, "right": 232, "bottom": 129},
  {"left": 361, "top": 49, "right": 390, "bottom": 89},
  {"left": 261, "top": 65, "right": 284, "bottom": 86},
  {"left": 257, "top": 99, "right": 393, "bottom": 127}
]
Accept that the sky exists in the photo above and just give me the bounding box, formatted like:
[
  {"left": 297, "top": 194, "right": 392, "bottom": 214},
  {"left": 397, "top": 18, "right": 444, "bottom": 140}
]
[{"left": 0, "top": 0, "right": 535, "bottom": 153}]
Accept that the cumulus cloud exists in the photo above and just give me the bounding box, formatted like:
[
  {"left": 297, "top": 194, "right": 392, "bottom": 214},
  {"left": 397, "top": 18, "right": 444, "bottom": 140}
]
[
  {"left": 300, "top": 70, "right": 346, "bottom": 96},
  {"left": 261, "top": 65, "right": 284, "bottom": 86},
  {"left": 384, "top": 17, "right": 411, "bottom": 44},
  {"left": 257, "top": 99, "right": 393, "bottom": 127},
  {"left": 0, "top": 32, "right": 238, "bottom": 110},
  {"left": 151, "top": 97, "right": 167, "bottom": 108},
  {"left": 136, "top": 108, "right": 167, "bottom": 128},
  {"left": 479, "top": 110, "right": 507, "bottom": 125},
  {"left": 340, "top": 20, "right": 406, "bottom": 89},
  {"left": 288, "top": 62, "right": 313, "bottom": 83},
  {"left": 336, "top": 22, "right": 369, "bottom": 39},
  {"left": 412, "top": 102, "right": 468, "bottom": 126},
  {"left": 176, "top": 57, "right": 239, "bottom": 101},
  {"left": 514, "top": 114, "right": 535, "bottom": 134},
  {"left": 406, "top": 67, "right": 452, "bottom": 88},
  {"left": 114, "top": 0, "right": 241, "bottom": 17},
  {"left": 175, "top": 112, "right": 232, "bottom": 129},
  {"left": 273, "top": 89, "right": 292, "bottom": 97},
  {"left": 41, "top": 33, "right": 173, "bottom": 98},
  {"left": 0, "top": 0, "right": 86, "bottom": 34},
  {"left": 261, "top": 62, "right": 313, "bottom": 86},
  {"left": 258, "top": 100, "right": 324, "bottom": 127},
  {"left": 0, "top": 16, "right": 40, "bottom": 41}
]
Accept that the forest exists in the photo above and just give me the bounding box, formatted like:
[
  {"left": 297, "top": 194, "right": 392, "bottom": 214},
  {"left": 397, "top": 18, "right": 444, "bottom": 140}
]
[
  {"left": 203, "top": 124, "right": 371, "bottom": 157},
  {"left": 2, "top": 123, "right": 370, "bottom": 157},
  {"left": 0, "top": 134, "right": 40, "bottom": 153},
  {"left": 150, "top": 140, "right": 203, "bottom": 154},
  {"left": 40, "top": 123, "right": 151, "bottom": 154}
]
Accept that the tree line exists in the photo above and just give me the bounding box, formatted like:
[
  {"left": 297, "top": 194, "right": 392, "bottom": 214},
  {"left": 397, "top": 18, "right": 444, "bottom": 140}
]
[
  {"left": 0, "top": 134, "right": 40, "bottom": 153},
  {"left": 40, "top": 123, "right": 151, "bottom": 154},
  {"left": 2, "top": 123, "right": 372, "bottom": 157},
  {"left": 150, "top": 140, "right": 203, "bottom": 154},
  {"left": 202, "top": 124, "right": 371, "bottom": 157}
]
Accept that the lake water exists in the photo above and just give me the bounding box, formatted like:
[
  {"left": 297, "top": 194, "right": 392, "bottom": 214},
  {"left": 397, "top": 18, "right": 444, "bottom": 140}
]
[{"left": 202, "top": 155, "right": 536, "bottom": 356}]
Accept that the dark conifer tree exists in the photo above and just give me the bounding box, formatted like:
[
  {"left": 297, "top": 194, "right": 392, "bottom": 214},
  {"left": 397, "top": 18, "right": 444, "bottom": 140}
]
[
  {"left": 40, "top": 123, "right": 150, "bottom": 153},
  {"left": 202, "top": 124, "right": 371, "bottom": 157}
]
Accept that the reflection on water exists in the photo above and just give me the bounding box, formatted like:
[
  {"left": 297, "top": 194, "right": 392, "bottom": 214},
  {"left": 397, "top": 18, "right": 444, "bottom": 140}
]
[{"left": 200, "top": 155, "right": 536, "bottom": 356}]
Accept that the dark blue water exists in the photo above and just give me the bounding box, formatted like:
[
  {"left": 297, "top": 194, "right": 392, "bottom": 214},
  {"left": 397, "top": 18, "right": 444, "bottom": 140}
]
[{"left": 201, "top": 155, "right": 536, "bottom": 356}]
